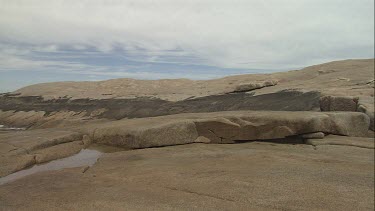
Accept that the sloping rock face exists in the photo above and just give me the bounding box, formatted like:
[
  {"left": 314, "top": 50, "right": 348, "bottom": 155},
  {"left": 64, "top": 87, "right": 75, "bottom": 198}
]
[
  {"left": 0, "top": 110, "right": 370, "bottom": 177},
  {"left": 0, "top": 59, "right": 373, "bottom": 130},
  {"left": 233, "top": 80, "right": 278, "bottom": 92},
  {"left": 319, "top": 95, "right": 374, "bottom": 131},
  {"left": 305, "top": 135, "right": 374, "bottom": 149},
  {"left": 357, "top": 103, "right": 375, "bottom": 131},
  {"left": 0, "top": 90, "right": 322, "bottom": 128},
  {"left": 0, "top": 59, "right": 373, "bottom": 210},
  {"left": 1, "top": 142, "right": 373, "bottom": 210},
  {"left": 11, "top": 59, "right": 374, "bottom": 102},
  {"left": 0, "top": 129, "right": 84, "bottom": 177},
  {"left": 87, "top": 111, "right": 370, "bottom": 148}
]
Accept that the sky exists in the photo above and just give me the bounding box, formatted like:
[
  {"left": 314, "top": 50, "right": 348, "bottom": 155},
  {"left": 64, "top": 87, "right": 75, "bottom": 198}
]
[{"left": 0, "top": 0, "right": 374, "bottom": 92}]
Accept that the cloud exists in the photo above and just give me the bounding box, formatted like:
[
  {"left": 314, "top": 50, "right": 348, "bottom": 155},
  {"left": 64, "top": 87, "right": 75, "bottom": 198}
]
[{"left": 0, "top": 0, "right": 373, "bottom": 76}]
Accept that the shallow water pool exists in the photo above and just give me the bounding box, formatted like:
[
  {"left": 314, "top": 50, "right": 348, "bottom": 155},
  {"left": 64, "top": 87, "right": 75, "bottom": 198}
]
[{"left": 0, "top": 149, "right": 102, "bottom": 185}]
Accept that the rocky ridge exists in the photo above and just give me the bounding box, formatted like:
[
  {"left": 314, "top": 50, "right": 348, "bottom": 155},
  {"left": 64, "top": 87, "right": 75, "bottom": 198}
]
[{"left": 0, "top": 59, "right": 374, "bottom": 210}]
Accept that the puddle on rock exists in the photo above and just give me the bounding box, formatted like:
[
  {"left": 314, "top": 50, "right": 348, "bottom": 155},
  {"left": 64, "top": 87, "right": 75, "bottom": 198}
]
[
  {"left": 0, "top": 149, "right": 102, "bottom": 185},
  {"left": 0, "top": 125, "right": 26, "bottom": 133},
  {"left": 87, "top": 143, "right": 129, "bottom": 153}
]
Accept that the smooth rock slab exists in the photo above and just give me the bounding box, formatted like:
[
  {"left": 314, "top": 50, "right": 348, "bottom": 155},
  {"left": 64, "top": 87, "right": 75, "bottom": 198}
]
[
  {"left": 300, "top": 132, "right": 325, "bottom": 139},
  {"left": 306, "top": 135, "right": 375, "bottom": 149},
  {"left": 0, "top": 142, "right": 373, "bottom": 210},
  {"left": 87, "top": 111, "right": 370, "bottom": 147},
  {"left": 0, "top": 129, "right": 84, "bottom": 177}
]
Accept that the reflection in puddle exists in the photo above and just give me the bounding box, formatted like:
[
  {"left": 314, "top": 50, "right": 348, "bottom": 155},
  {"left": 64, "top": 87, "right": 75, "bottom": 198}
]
[
  {"left": 88, "top": 143, "right": 129, "bottom": 153},
  {"left": 0, "top": 125, "right": 26, "bottom": 132},
  {"left": 0, "top": 149, "right": 102, "bottom": 185}
]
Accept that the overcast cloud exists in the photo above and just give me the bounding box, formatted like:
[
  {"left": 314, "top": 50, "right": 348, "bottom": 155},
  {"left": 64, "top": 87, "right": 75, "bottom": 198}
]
[{"left": 0, "top": 0, "right": 374, "bottom": 91}]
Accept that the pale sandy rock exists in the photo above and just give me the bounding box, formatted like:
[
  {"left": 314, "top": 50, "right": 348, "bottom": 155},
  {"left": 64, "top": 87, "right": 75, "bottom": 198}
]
[
  {"left": 82, "top": 134, "right": 92, "bottom": 146},
  {"left": 11, "top": 59, "right": 373, "bottom": 103},
  {"left": 1, "top": 59, "right": 374, "bottom": 131},
  {"left": 93, "top": 120, "right": 199, "bottom": 149},
  {"left": 90, "top": 108, "right": 107, "bottom": 117},
  {"left": 87, "top": 111, "right": 371, "bottom": 148},
  {"left": 300, "top": 132, "right": 325, "bottom": 139},
  {"left": 0, "top": 142, "right": 373, "bottom": 210},
  {"left": 0, "top": 129, "right": 82, "bottom": 152},
  {"left": 0, "top": 110, "right": 89, "bottom": 129},
  {"left": 0, "top": 154, "right": 36, "bottom": 177},
  {"left": 234, "top": 80, "right": 278, "bottom": 92},
  {"left": 195, "top": 118, "right": 241, "bottom": 143},
  {"left": 306, "top": 135, "right": 374, "bottom": 149},
  {"left": 357, "top": 102, "right": 374, "bottom": 131},
  {"left": 234, "top": 83, "right": 263, "bottom": 92},
  {"left": 325, "top": 112, "right": 370, "bottom": 136},
  {"left": 0, "top": 129, "right": 84, "bottom": 177},
  {"left": 0, "top": 59, "right": 373, "bottom": 210},
  {"left": 194, "top": 136, "right": 211, "bottom": 143},
  {"left": 0, "top": 110, "right": 45, "bottom": 128},
  {"left": 34, "top": 141, "right": 83, "bottom": 164},
  {"left": 0, "top": 142, "right": 18, "bottom": 154}
]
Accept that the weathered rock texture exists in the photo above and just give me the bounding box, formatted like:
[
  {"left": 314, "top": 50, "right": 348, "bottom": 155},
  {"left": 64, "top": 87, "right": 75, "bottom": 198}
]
[
  {"left": 0, "top": 142, "right": 373, "bottom": 210},
  {"left": 87, "top": 111, "right": 370, "bottom": 147},
  {"left": 0, "top": 129, "right": 84, "bottom": 177},
  {"left": 0, "top": 59, "right": 374, "bottom": 210},
  {"left": 320, "top": 96, "right": 359, "bottom": 112},
  {"left": 0, "top": 110, "right": 371, "bottom": 177},
  {"left": 11, "top": 59, "right": 374, "bottom": 103},
  {"left": 0, "top": 90, "right": 322, "bottom": 128},
  {"left": 305, "top": 135, "right": 374, "bottom": 149},
  {"left": 300, "top": 132, "right": 325, "bottom": 139},
  {"left": 233, "top": 80, "right": 278, "bottom": 92},
  {"left": 0, "top": 59, "right": 374, "bottom": 130}
]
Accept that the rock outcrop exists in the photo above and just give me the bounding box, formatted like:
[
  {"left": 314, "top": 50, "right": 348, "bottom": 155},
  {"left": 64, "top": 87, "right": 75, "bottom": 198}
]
[
  {"left": 0, "top": 59, "right": 373, "bottom": 131},
  {"left": 2, "top": 110, "right": 370, "bottom": 177},
  {"left": 305, "top": 135, "right": 374, "bottom": 149},
  {"left": 10, "top": 59, "right": 373, "bottom": 103},
  {"left": 0, "top": 59, "right": 374, "bottom": 210},
  {"left": 0, "top": 90, "right": 322, "bottom": 128},
  {"left": 88, "top": 111, "right": 370, "bottom": 147},
  {"left": 320, "top": 96, "right": 359, "bottom": 112},
  {"left": 300, "top": 132, "right": 325, "bottom": 139},
  {"left": 0, "top": 129, "right": 84, "bottom": 177},
  {"left": 233, "top": 80, "right": 278, "bottom": 92},
  {"left": 1, "top": 142, "right": 373, "bottom": 210}
]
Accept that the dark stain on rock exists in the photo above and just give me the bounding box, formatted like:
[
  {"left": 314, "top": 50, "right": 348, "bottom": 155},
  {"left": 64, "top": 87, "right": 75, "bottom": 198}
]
[{"left": 0, "top": 90, "right": 321, "bottom": 120}]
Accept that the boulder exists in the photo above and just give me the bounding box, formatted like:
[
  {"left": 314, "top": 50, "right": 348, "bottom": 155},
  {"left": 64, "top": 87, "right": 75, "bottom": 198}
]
[
  {"left": 93, "top": 120, "right": 199, "bottom": 149},
  {"left": 234, "top": 80, "right": 278, "bottom": 92},
  {"left": 34, "top": 141, "right": 83, "bottom": 164},
  {"left": 195, "top": 118, "right": 241, "bottom": 143},
  {"left": 194, "top": 136, "right": 211, "bottom": 143},
  {"left": 300, "top": 132, "right": 325, "bottom": 139},
  {"left": 0, "top": 129, "right": 84, "bottom": 177},
  {"left": 357, "top": 103, "right": 374, "bottom": 131},
  {"left": 320, "top": 96, "right": 358, "bottom": 111},
  {"left": 88, "top": 111, "right": 371, "bottom": 148},
  {"left": 325, "top": 112, "right": 370, "bottom": 137},
  {"left": 0, "top": 154, "right": 36, "bottom": 177}
]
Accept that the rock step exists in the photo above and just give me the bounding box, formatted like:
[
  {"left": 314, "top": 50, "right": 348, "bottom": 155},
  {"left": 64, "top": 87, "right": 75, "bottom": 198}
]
[
  {"left": 88, "top": 111, "right": 371, "bottom": 148},
  {"left": 305, "top": 135, "right": 374, "bottom": 149},
  {"left": 0, "top": 129, "right": 85, "bottom": 177}
]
